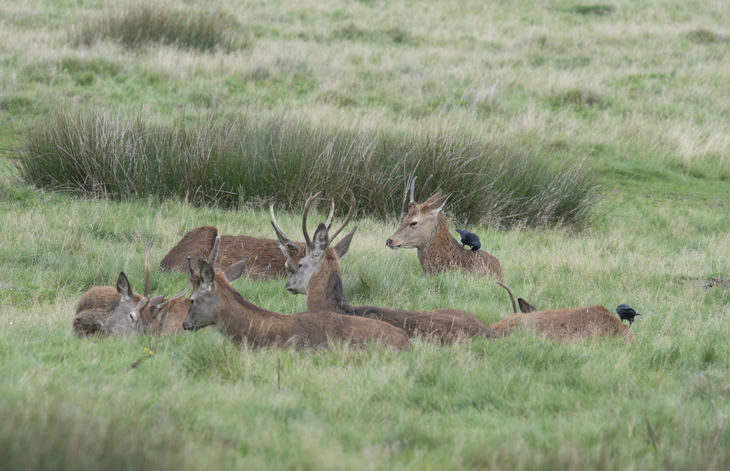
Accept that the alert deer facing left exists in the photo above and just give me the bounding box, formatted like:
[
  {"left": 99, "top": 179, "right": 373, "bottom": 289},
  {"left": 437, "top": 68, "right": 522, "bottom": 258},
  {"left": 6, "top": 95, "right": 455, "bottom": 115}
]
[
  {"left": 272, "top": 191, "right": 496, "bottom": 343},
  {"left": 386, "top": 176, "right": 504, "bottom": 280}
]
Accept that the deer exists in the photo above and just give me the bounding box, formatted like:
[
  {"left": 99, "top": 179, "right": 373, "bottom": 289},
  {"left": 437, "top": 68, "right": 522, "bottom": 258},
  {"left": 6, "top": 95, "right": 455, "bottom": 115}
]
[
  {"left": 73, "top": 242, "right": 158, "bottom": 336},
  {"left": 271, "top": 192, "right": 497, "bottom": 343},
  {"left": 491, "top": 282, "right": 635, "bottom": 342},
  {"left": 159, "top": 199, "right": 354, "bottom": 279},
  {"left": 385, "top": 176, "right": 504, "bottom": 280},
  {"left": 182, "top": 236, "right": 411, "bottom": 350}
]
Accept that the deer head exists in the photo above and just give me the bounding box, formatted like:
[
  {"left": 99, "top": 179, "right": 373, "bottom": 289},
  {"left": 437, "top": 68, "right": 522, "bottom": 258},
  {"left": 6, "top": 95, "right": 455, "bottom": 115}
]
[
  {"left": 496, "top": 282, "right": 538, "bottom": 314},
  {"left": 386, "top": 175, "right": 450, "bottom": 250},
  {"left": 272, "top": 191, "right": 356, "bottom": 294},
  {"left": 183, "top": 236, "right": 250, "bottom": 331}
]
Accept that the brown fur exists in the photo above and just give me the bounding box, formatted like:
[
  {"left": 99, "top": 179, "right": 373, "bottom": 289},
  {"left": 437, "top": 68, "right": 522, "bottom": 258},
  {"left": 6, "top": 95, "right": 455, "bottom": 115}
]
[
  {"left": 72, "top": 286, "right": 142, "bottom": 337},
  {"left": 160, "top": 226, "right": 306, "bottom": 279},
  {"left": 190, "top": 272, "right": 411, "bottom": 350},
  {"left": 420, "top": 213, "right": 503, "bottom": 279},
  {"left": 140, "top": 299, "right": 191, "bottom": 334},
  {"left": 306, "top": 248, "right": 496, "bottom": 343},
  {"left": 387, "top": 193, "right": 503, "bottom": 279},
  {"left": 489, "top": 305, "right": 635, "bottom": 342}
]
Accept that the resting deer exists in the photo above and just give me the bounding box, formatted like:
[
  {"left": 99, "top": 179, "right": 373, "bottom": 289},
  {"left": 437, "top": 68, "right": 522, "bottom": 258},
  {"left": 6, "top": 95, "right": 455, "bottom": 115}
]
[
  {"left": 160, "top": 200, "right": 350, "bottom": 279},
  {"left": 385, "top": 176, "right": 504, "bottom": 280},
  {"left": 491, "top": 282, "right": 635, "bottom": 342},
  {"left": 182, "top": 236, "right": 411, "bottom": 350},
  {"left": 73, "top": 242, "right": 158, "bottom": 336},
  {"left": 272, "top": 192, "right": 496, "bottom": 343}
]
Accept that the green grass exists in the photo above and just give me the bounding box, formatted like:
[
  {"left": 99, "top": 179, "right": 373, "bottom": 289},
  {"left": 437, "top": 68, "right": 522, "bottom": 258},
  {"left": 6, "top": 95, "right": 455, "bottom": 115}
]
[
  {"left": 1, "top": 0, "right": 729, "bottom": 469},
  {"left": 74, "top": 3, "right": 241, "bottom": 52},
  {"left": 16, "top": 107, "right": 597, "bottom": 227}
]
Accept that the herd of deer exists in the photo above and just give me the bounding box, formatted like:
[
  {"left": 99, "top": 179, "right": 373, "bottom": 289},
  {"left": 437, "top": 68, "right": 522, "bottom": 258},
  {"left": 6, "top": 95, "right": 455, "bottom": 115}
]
[{"left": 72, "top": 177, "right": 635, "bottom": 349}]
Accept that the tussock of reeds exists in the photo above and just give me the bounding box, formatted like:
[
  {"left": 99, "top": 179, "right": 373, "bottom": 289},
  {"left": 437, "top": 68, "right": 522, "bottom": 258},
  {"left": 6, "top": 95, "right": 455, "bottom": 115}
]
[
  {"left": 16, "top": 108, "right": 598, "bottom": 228},
  {"left": 74, "top": 3, "right": 237, "bottom": 51}
]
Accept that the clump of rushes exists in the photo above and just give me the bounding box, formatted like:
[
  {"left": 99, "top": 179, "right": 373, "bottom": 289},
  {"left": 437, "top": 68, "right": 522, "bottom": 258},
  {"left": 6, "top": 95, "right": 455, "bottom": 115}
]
[
  {"left": 17, "top": 108, "right": 598, "bottom": 228},
  {"left": 74, "top": 3, "right": 237, "bottom": 51}
]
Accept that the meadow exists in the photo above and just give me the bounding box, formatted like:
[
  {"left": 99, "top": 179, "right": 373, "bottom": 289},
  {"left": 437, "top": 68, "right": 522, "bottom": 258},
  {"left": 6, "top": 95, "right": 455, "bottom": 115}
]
[{"left": 1, "top": 0, "right": 729, "bottom": 469}]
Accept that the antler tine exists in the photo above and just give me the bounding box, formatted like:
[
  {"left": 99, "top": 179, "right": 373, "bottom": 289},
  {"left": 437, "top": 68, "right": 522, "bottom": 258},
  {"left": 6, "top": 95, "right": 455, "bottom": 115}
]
[
  {"left": 155, "top": 282, "right": 192, "bottom": 311},
  {"left": 269, "top": 199, "right": 294, "bottom": 244},
  {"left": 495, "top": 281, "right": 518, "bottom": 314},
  {"left": 302, "top": 191, "right": 322, "bottom": 249},
  {"left": 144, "top": 241, "right": 153, "bottom": 298},
  {"left": 409, "top": 175, "right": 417, "bottom": 204},
  {"left": 329, "top": 190, "right": 356, "bottom": 243},
  {"left": 417, "top": 174, "right": 433, "bottom": 202},
  {"left": 208, "top": 235, "right": 221, "bottom": 268},
  {"left": 187, "top": 256, "right": 196, "bottom": 279},
  {"left": 324, "top": 197, "right": 335, "bottom": 229}
]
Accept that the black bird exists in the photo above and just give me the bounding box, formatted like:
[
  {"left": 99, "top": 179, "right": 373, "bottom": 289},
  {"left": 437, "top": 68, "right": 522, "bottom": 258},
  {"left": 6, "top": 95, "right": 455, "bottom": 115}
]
[
  {"left": 455, "top": 229, "right": 481, "bottom": 252},
  {"left": 616, "top": 304, "right": 640, "bottom": 327}
]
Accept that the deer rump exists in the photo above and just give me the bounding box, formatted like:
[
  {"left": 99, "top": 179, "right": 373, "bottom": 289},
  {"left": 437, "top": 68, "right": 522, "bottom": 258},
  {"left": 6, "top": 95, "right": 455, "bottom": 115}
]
[
  {"left": 159, "top": 226, "right": 306, "bottom": 279},
  {"left": 489, "top": 306, "right": 635, "bottom": 342}
]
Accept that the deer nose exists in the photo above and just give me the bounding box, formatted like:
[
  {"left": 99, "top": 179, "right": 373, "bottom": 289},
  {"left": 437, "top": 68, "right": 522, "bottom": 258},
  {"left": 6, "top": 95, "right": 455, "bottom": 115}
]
[{"left": 386, "top": 238, "right": 392, "bottom": 247}]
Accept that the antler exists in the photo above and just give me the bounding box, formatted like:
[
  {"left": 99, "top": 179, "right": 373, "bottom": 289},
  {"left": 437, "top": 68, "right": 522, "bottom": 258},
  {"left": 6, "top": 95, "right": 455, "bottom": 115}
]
[
  {"left": 144, "top": 241, "right": 153, "bottom": 298},
  {"left": 208, "top": 235, "right": 221, "bottom": 268},
  {"left": 329, "top": 190, "right": 356, "bottom": 243},
  {"left": 325, "top": 197, "right": 335, "bottom": 229},
  {"left": 417, "top": 174, "right": 433, "bottom": 202},
  {"left": 302, "top": 191, "right": 322, "bottom": 248},
  {"left": 269, "top": 199, "right": 295, "bottom": 245},
  {"left": 154, "top": 282, "right": 192, "bottom": 313},
  {"left": 496, "top": 281, "right": 518, "bottom": 314},
  {"left": 408, "top": 175, "right": 417, "bottom": 204}
]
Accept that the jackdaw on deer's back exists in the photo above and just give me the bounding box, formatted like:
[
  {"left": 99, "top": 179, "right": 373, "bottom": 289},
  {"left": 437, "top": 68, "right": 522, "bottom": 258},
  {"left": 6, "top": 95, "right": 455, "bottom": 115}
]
[{"left": 455, "top": 229, "right": 481, "bottom": 251}]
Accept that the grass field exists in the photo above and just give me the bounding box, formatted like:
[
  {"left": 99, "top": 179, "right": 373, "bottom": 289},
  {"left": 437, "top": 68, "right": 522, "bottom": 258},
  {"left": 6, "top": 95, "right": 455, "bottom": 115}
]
[{"left": 1, "top": 0, "right": 728, "bottom": 469}]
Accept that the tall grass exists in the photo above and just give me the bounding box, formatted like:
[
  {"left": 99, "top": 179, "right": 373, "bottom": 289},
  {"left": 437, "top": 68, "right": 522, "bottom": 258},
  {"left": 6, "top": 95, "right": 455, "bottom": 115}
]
[
  {"left": 16, "top": 108, "right": 598, "bottom": 228},
  {"left": 74, "top": 3, "right": 238, "bottom": 52}
]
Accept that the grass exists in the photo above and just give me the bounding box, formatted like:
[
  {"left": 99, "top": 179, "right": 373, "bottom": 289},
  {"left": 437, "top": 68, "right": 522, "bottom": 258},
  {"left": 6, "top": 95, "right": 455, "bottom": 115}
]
[
  {"left": 0, "top": 0, "right": 729, "bottom": 469},
  {"left": 74, "top": 3, "right": 241, "bottom": 52},
  {"left": 16, "top": 107, "right": 598, "bottom": 227}
]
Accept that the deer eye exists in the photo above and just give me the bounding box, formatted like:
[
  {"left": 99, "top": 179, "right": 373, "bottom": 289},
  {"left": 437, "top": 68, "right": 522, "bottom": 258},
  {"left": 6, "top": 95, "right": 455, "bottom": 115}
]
[{"left": 410, "top": 221, "right": 418, "bottom": 227}]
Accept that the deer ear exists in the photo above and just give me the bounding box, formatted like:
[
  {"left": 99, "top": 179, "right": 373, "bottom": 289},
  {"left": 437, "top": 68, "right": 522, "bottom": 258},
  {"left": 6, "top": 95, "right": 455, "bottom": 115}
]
[
  {"left": 425, "top": 192, "right": 450, "bottom": 214},
  {"left": 518, "top": 298, "right": 538, "bottom": 313},
  {"left": 116, "top": 272, "right": 133, "bottom": 299},
  {"left": 224, "top": 257, "right": 250, "bottom": 282},
  {"left": 312, "top": 223, "right": 330, "bottom": 255},
  {"left": 200, "top": 262, "right": 216, "bottom": 290},
  {"left": 334, "top": 226, "right": 357, "bottom": 259}
]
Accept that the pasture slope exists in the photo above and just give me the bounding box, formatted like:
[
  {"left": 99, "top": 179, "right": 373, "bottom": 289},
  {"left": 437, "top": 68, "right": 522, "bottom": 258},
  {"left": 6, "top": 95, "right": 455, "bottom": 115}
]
[{"left": 1, "top": 0, "right": 728, "bottom": 469}]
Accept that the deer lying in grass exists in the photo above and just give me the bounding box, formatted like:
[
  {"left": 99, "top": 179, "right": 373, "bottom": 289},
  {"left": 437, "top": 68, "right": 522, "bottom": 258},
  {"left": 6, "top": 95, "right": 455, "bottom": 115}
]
[
  {"left": 182, "top": 236, "right": 411, "bottom": 350},
  {"left": 272, "top": 192, "right": 496, "bottom": 343},
  {"left": 491, "top": 282, "right": 635, "bottom": 342},
  {"left": 386, "top": 176, "right": 504, "bottom": 280},
  {"left": 72, "top": 242, "right": 239, "bottom": 336},
  {"left": 160, "top": 200, "right": 352, "bottom": 279}
]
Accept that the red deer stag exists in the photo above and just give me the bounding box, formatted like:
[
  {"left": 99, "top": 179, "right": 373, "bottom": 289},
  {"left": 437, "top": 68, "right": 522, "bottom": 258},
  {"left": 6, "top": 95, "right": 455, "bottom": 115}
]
[
  {"left": 271, "top": 192, "right": 496, "bottom": 343},
  {"left": 491, "top": 282, "right": 635, "bottom": 342},
  {"left": 182, "top": 237, "right": 411, "bottom": 350},
  {"left": 160, "top": 201, "right": 347, "bottom": 279},
  {"left": 386, "top": 176, "right": 504, "bottom": 280}
]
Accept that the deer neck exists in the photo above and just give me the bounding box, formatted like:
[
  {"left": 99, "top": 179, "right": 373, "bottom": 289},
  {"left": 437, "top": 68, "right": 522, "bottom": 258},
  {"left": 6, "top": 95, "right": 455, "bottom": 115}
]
[
  {"left": 418, "top": 213, "right": 460, "bottom": 260},
  {"left": 306, "top": 252, "right": 356, "bottom": 315},
  {"left": 215, "top": 276, "right": 272, "bottom": 339}
]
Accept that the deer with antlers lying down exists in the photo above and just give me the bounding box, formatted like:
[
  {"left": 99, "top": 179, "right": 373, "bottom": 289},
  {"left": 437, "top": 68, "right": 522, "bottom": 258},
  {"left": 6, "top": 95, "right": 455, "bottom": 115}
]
[
  {"left": 271, "top": 192, "right": 496, "bottom": 343},
  {"left": 158, "top": 199, "right": 355, "bottom": 280},
  {"left": 182, "top": 236, "right": 411, "bottom": 350},
  {"left": 386, "top": 176, "right": 504, "bottom": 280},
  {"left": 490, "top": 282, "right": 635, "bottom": 342}
]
